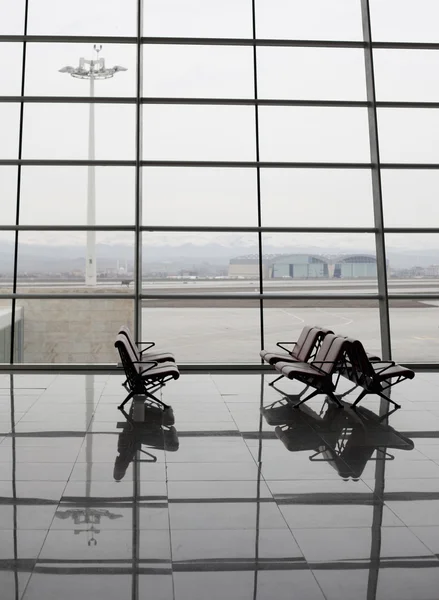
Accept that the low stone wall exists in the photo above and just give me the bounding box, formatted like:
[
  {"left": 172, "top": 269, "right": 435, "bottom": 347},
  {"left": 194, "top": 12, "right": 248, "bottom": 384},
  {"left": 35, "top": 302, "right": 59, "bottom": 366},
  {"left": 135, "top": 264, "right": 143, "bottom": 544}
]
[{"left": 0, "top": 288, "right": 134, "bottom": 363}]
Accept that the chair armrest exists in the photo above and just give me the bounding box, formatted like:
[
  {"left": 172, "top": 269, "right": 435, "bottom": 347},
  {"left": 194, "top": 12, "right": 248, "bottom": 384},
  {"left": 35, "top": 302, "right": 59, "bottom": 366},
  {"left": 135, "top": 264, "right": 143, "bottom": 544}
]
[
  {"left": 133, "top": 359, "right": 159, "bottom": 372},
  {"left": 138, "top": 341, "right": 156, "bottom": 354},
  {"left": 373, "top": 361, "right": 397, "bottom": 375},
  {"left": 276, "top": 341, "right": 297, "bottom": 353}
]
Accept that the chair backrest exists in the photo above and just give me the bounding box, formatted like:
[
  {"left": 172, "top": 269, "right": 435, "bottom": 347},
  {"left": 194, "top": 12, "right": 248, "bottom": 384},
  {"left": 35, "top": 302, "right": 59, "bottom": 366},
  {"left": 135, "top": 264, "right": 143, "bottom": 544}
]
[
  {"left": 311, "top": 326, "right": 335, "bottom": 358},
  {"left": 115, "top": 334, "right": 141, "bottom": 391},
  {"left": 118, "top": 326, "right": 140, "bottom": 361},
  {"left": 311, "top": 334, "right": 348, "bottom": 375},
  {"left": 295, "top": 326, "right": 319, "bottom": 361},
  {"left": 349, "top": 339, "right": 376, "bottom": 381},
  {"left": 290, "top": 325, "right": 315, "bottom": 359}
]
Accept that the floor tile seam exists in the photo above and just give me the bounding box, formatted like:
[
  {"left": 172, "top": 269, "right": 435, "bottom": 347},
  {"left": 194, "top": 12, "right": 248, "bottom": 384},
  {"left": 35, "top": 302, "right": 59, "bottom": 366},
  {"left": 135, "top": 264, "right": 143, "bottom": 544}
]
[
  {"left": 19, "top": 475, "right": 71, "bottom": 600},
  {"left": 275, "top": 513, "right": 330, "bottom": 600},
  {"left": 163, "top": 446, "right": 176, "bottom": 600},
  {"left": 7, "top": 389, "right": 45, "bottom": 431},
  {"left": 404, "top": 526, "right": 439, "bottom": 560}
]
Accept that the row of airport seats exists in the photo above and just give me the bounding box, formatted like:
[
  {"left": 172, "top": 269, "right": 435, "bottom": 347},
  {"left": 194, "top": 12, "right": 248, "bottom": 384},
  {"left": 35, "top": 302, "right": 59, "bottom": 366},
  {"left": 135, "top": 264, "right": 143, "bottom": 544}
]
[{"left": 260, "top": 325, "right": 415, "bottom": 416}]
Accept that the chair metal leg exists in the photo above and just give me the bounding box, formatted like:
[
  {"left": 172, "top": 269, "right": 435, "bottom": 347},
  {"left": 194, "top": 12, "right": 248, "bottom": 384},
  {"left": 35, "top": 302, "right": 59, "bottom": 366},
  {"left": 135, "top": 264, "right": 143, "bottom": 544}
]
[
  {"left": 118, "top": 390, "right": 135, "bottom": 411},
  {"left": 378, "top": 391, "right": 401, "bottom": 410},
  {"left": 269, "top": 373, "right": 284, "bottom": 387},
  {"left": 327, "top": 391, "right": 343, "bottom": 408},
  {"left": 351, "top": 389, "right": 368, "bottom": 409},
  {"left": 144, "top": 389, "right": 170, "bottom": 410}
]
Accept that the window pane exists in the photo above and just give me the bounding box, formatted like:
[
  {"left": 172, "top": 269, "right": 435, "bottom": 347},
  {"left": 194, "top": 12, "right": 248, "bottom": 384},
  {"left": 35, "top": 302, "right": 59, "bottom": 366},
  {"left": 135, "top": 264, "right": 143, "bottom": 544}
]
[
  {"left": 0, "top": 43, "right": 23, "bottom": 96},
  {"left": 386, "top": 234, "right": 439, "bottom": 285},
  {"left": 142, "top": 301, "right": 261, "bottom": 363},
  {"left": 142, "top": 167, "right": 257, "bottom": 227},
  {"left": 0, "top": 233, "right": 16, "bottom": 295},
  {"left": 142, "top": 232, "right": 259, "bottom": 285},
  {"left": 16, "top": 231, "right": 134, "bottom": 289},
  {"left": 390, "top": 304, "right": 439, "bottom": 363},
  {"left": 374, "top": 50, "right": 439, "bottom": 102},
  {"left": 255, "top": 0, "right": 363, "bottom": 40},
  {"left": 28, "top": 0, "right": 136, "bottom": 36},
  {"left": 378, "top": 109, "right": 439, "bottom": 164},
  {"left": 25, "top": 43, "right": 136, "bottom": 97},
  {"left": 20, "top": 167, "right": 135, "bottom": 225},
  {"left": 143, "top": 0, "right": 252, "bottom": 38},
  {"left": 370, "top": 0, "right": 439, "bottom": 43},
  {"left": 0, "top": 104, "right": 20, "bottom": 159},
  {"left": 260, "top": 169, "right": 374, "bottom": 227},
  {"left": 15, "top": 299, "right": 134, "bottom": 363},
  {"left": 0, "top": 0, "right": 25, "bottom": 34},
  {"left": 382, "top": 170, "right": 439, "bottom": 228},
  {"left": 261, "top": 233, "right": 378, "bottom": 290},
  {"left": 386, "top": 235, "right": 439, "bottom": 363},
  {"left": 257, "top": 48, "right": 366, "bottom": 101},
  {"left": 263, "top": 299, "right": 381, "bottom": 360},
  {"left": 22, "top": 104, "right": 135, "bottom": 160},
  {"left": 0, "top": 167, "right": 18, "bottom": 225},
  {"left": 142, "top": 106, "right": 255, "bottom": 161},
  {"left": 143, "top": 45, "right": 253, "bottom": 98},
  {"left": 259, "top": 107, "right": 370, "bottom": 162}
]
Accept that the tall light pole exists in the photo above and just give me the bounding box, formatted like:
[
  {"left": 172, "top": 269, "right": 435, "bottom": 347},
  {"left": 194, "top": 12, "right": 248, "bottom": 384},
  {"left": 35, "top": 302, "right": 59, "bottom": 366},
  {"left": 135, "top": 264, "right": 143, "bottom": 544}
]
[{"left": 59, "top": 45, "right": 127, "bottom": 286}]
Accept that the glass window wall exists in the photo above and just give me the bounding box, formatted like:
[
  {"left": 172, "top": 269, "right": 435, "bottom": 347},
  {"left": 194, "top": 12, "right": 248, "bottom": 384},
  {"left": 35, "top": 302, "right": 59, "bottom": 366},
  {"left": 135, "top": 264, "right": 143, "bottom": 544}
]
[{"left": 0, "top": 0, "right": 437, "bottom": 365}]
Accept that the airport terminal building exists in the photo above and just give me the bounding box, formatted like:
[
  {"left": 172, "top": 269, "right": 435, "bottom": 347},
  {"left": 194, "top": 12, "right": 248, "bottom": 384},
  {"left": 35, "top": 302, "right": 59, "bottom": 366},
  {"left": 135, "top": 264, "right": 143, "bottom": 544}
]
[{"left": 229, "top": 253, "right": 378, "bottom": 279}]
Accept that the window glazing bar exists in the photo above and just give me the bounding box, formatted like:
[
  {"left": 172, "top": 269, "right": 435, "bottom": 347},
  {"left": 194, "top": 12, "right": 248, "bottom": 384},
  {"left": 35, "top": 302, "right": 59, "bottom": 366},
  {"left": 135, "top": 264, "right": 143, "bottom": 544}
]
[
  {"left": 4, "top": 159, "right": 439, "bottom": 169},
  {"left": 3, "top": 292, "right": 437, "bottom": 301},
  {"left": 140, "top": 225, "right": 378, "bottom": 233},
  {"left": 0, "top": 96, "right": 137, "bottom": 104},
  {"left": 3, "top": 224, "right": 439, "bottom": 233},
  {"left": 5, "top": 96, "right": 439, "bottom": 110},
  {"left": 140, "top": 161, "right": 372, "bottom": 168},
  {"left": 139, "top": 293, "right": 380, "bottom": 300},
  {"left": 2, "top": 294, "right": 136, "bottom": 300},
  {"left": 251, "top": 0, "right": 265, "bottom": 357},
  {"left": 361, "top": 0, "right": 391, "bottom": 360},
  {"left": 0, "top": 363, "right": 425, "bottom": 373},
  {"left": 134, "top": 0, "right": 143, "bottom": 345},
  {"left": 10, "top": 0, "right": 29, "bottom": 364},
  {"left": 3, "top": 35, "right": 439, "bottom": 51},
  {"left": 0, "top": 225, "right": 135, "bottom": 231},
  {"left": 0, "top": 160, "right": 136, "bottom": 166},
  {"left": 0, "top": 35, "right": 137, "bottom": 43}
]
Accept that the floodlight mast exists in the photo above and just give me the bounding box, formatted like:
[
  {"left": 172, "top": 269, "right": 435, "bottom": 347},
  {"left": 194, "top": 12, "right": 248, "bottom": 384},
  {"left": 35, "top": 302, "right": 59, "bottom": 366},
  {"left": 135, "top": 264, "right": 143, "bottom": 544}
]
[{"left": 59, "top": 45, "right": 127, "bottom": 286}]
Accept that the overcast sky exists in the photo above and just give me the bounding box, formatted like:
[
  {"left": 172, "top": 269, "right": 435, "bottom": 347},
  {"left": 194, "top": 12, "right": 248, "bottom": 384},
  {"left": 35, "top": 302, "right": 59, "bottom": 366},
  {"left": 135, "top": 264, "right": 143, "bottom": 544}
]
[{"left": 2, "top": 0, "right": 439, "bottom": 253}]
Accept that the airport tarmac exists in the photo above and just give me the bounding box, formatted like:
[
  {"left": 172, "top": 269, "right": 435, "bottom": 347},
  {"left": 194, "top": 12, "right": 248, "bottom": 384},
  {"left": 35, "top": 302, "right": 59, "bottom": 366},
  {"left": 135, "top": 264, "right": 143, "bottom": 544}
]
[{"left": 142, "top": 305, "right": 439, "bottom": 364}]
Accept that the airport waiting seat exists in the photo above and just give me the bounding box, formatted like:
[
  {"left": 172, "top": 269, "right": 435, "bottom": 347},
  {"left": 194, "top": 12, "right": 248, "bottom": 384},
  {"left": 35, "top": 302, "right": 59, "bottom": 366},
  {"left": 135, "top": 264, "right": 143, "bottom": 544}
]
[
  {"left": 114, "top": 334, "right": 179, "bottom": 419},
  {"left": 261, "top": 325, "right": 334, "bottom": 391},
  {"left": 343, "top": 339, "right": 415, "bottom": 415},
  {"left": 274, "top": 334, "right": 350, "bottom": 408}
]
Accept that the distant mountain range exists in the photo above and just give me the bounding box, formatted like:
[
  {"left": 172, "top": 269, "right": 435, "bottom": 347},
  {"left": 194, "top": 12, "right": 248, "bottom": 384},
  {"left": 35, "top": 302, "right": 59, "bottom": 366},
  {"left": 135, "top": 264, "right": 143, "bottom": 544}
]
[{"left": 0, "top": 237, "right": 437, "bottom": 273}]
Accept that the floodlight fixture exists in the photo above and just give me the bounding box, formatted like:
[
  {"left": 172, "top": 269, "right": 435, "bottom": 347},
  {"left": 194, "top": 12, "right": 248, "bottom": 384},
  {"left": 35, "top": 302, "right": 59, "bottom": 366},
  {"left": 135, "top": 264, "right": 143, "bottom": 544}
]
[{"left": 59, "top": 44, "right": 128, "bottom": 81}]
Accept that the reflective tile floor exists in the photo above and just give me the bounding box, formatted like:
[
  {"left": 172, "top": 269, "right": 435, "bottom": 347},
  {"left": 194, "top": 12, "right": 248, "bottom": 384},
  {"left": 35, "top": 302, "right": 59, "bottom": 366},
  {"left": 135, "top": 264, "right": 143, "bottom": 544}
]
[{"left": 1, "top": 371, "right": 439, "bottom": 599}]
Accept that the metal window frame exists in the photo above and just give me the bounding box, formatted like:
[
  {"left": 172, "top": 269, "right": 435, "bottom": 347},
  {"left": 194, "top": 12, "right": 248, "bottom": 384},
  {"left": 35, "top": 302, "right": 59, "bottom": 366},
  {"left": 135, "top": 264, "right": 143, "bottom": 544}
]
[{"left": 1, "top": 5, "right": 439, "bottom": 367}]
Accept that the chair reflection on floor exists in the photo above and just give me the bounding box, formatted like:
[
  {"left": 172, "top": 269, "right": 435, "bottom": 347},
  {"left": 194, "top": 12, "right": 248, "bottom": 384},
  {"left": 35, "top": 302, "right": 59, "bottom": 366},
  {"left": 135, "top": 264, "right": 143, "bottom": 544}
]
[
  {"left": 263, "top": 398, "right": 414, "bottom": 480},
  {"left": 113, "top": 409, "right": 179, "bottom": 481}
]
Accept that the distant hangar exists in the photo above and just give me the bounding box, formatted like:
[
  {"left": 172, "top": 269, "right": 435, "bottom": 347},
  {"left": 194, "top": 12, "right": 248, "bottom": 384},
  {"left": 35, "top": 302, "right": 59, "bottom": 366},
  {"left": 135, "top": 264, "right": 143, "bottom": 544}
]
[{"left": 228, "top": 253, "right": 378, "bottom": 279}]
